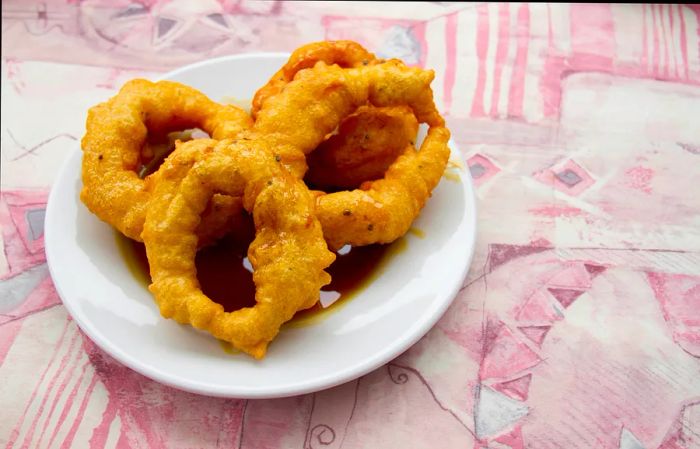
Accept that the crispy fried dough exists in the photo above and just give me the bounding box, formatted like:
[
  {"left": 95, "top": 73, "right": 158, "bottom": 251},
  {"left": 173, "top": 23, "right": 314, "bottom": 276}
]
[
  {"left": 80, "top": 79, "right": 252, "bottom": 243},
  {"left": 142, "top": 139, "right": 334, "bottom": 358}
]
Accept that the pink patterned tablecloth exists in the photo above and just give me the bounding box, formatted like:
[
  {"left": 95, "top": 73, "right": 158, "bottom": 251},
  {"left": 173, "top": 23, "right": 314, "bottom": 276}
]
[{"left": 2, "top": 2, "right": 700, "bottom": 448}]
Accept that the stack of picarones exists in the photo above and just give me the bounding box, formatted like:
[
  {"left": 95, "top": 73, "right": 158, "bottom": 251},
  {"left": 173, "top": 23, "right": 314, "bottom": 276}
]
[{"left": 79, "top": 41, "right": 451, "bottom": 359}]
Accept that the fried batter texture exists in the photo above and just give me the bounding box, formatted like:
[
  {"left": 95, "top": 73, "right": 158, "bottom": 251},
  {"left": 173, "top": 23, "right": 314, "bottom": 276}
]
[
  {"left": 253, "top": 60, "right": 450, "bottom": 249},
  {"left": 305, "top": 106, "right": 419, "bottom": 189},
  {"left": 316, "top": 127, "right": 450, "bottom": 249},
  {"left": 81, "top": 79, "right": 252, "bottom": 242},
  {"left": 253, "top": 40, "right": 418, "bottom": 191},
  {"left": 251, "top": 40, "right": 376, "bottom": 118},
  {"left": 142, "top": 139, "right": 334, "bottom": 359}
]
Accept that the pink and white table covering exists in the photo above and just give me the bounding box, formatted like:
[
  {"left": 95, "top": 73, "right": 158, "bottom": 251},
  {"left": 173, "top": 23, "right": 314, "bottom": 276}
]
[{"left": 1, "top": 2, "right": 699, "bottom": 448}]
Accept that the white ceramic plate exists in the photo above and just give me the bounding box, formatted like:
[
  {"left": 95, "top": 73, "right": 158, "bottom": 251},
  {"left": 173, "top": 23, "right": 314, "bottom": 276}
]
[{"left": 45, "top": 53, "right": 477, "bottom": 398}]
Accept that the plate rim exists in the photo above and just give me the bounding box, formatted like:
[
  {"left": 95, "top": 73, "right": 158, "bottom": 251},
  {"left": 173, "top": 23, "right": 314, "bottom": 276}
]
[{"left": 45, "top": 53, "right": 478, "bottom": 398}]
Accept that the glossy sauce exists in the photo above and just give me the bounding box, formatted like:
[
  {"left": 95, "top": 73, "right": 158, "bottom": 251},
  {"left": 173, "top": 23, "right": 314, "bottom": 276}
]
[
  {"left": 287, "top": 239, "right": 404, "bottom": 327},
  {"left": 116, "top": 229, "right": 401, "bottom": 325}
]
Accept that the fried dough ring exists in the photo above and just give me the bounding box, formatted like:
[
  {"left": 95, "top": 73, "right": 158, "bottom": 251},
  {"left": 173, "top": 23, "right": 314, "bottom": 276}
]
[
  {"left": 253, "top": 60, "right": 441, "bottom": 177},
  {"left": 305, "top": 105, "right": 419, "bottom": 189},
  {"left": 253, "top": 61, "right": 449, "bottom": 249},
  {"left": 253, "top": 40, "right": 416, "bottom": 190},
  {"left": 251, "top": 40, "right": 376, "bottom": 118},
  {"left": 316, "top": 127, "right": 450, "bottom": 249},
  {"left": 81, "top": 79, "right": 253, "bottom": 242},
  {"left": 142, "top": 139, "right": 334, "bottom": 359}
]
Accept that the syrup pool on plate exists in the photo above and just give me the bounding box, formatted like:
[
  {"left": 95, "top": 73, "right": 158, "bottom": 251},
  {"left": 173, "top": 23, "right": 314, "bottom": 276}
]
[{"left": 116, "top": 227, "right": 407, "bottom": 327}]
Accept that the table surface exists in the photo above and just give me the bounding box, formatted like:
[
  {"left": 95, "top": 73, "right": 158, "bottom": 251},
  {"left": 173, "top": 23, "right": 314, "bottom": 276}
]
[{"left": 2, "top": 2, "right": 700, "bottom": 448}]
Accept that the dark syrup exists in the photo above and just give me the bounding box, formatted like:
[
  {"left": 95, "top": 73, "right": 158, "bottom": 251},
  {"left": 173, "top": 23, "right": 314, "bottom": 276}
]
[{"left": 116, "top": 228, "right": 403, "bottom": 325}]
